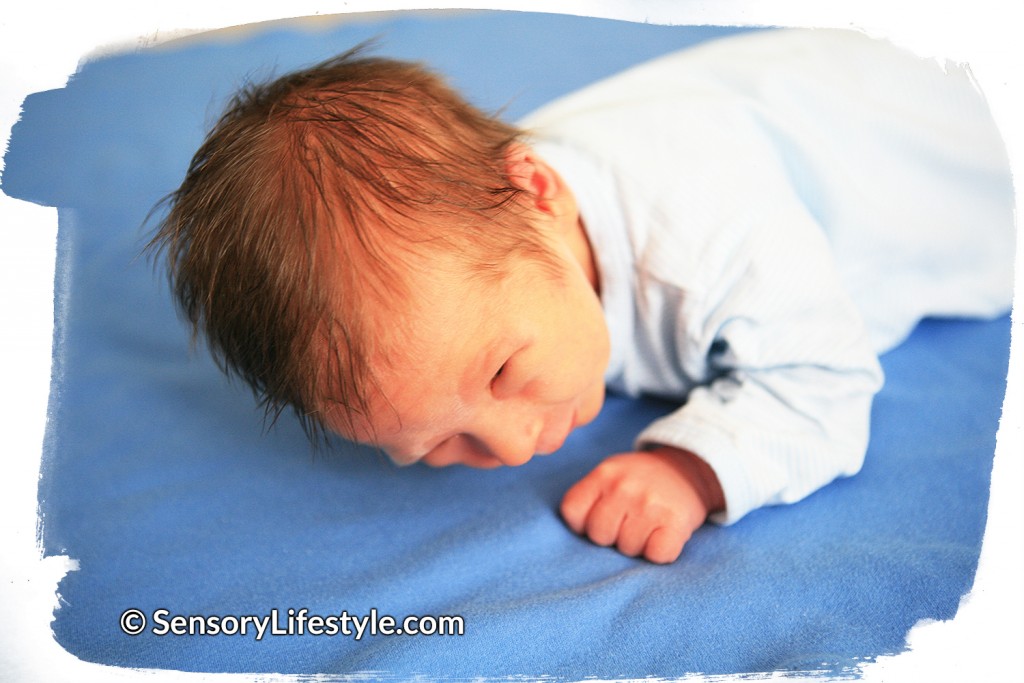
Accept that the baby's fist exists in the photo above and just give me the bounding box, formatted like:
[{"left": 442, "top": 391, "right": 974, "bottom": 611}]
[{"left": 560, "top": 447, "right": 724, "bottom": 564}]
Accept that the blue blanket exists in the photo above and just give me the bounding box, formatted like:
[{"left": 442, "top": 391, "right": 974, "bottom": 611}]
[{"left": 1, "top": 10, "right": 1011, "bottom": 679}]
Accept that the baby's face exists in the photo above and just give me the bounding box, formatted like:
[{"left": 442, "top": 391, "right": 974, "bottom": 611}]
[{"left": 336, "top": 244, "right": 610, "bottom": 469}]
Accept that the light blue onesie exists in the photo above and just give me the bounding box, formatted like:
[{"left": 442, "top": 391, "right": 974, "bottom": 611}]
[{"left": 522, "top": 28, "right": 1015, "bottom": 523}]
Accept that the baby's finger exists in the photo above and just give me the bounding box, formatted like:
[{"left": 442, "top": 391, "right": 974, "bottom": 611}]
[
  {"left": 616, "top": 514, "right": 654, "bottom": 557},
  {"left": 559, "top": 478, "right": 601, "bottom": 534},
  {"left": 583, "top": 496, "right": 626, "bottom": 547},
  {"left": 643, "top": 526, "right": 689, "bottom": 565}
]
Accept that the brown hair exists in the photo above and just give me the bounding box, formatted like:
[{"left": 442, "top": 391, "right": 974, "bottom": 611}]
[{"left": 148, "top": 45, "right": 551, "bottom": 444}]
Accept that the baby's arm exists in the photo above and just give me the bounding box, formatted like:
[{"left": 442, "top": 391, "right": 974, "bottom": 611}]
[{"left": 560, "top": 446, "right": 724, "bottom": 564}]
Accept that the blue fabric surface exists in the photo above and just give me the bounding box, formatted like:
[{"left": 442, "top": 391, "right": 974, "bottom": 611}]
[{"left": 1, "top": 10, "right": 1009, "bottom": 678}]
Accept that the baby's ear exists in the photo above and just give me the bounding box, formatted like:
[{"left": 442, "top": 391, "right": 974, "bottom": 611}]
[{"left": 504, "top": 143, "right": 561, "bottom": 211}]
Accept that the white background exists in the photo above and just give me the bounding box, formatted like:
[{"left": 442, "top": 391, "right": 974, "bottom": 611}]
[{"left": 2, "top": 2, "right": 1021, "bottom": 682}]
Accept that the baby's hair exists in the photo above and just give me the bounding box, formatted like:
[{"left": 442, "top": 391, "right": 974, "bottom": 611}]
[{"left": 148, "top": 44, "right": 553, "bottom": 444}]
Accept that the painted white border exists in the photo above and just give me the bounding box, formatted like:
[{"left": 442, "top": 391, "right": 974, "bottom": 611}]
[{"left": 2, "top": 2, "right": 1020, "bottom": 682}]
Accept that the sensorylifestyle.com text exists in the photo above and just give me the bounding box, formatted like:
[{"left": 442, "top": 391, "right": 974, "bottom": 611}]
[{"left": 119, "top": 607, "right": 465, "bottom": 640}]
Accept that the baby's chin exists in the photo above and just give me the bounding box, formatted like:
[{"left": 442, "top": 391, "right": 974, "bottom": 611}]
[{"left": 576, "top": 384, "right": 607, "bottom": 429}]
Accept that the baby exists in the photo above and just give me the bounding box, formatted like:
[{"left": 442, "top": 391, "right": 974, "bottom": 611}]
[{"left": 150, "top": 29, "right": 1015, "bottom": 564}]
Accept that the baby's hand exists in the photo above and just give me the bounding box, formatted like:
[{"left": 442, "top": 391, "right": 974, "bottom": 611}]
[{"left": 560, "top": 447, "right": 725, "bottom": 564}]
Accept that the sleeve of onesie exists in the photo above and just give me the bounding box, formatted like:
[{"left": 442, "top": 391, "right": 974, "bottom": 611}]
[{"left": 633, "top": 185, "right": 885, "bottom": 526}]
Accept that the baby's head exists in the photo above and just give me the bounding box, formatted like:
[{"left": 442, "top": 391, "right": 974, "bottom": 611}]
[{"left": 151, "top": 47, "right": 609, "bottom": 466}]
